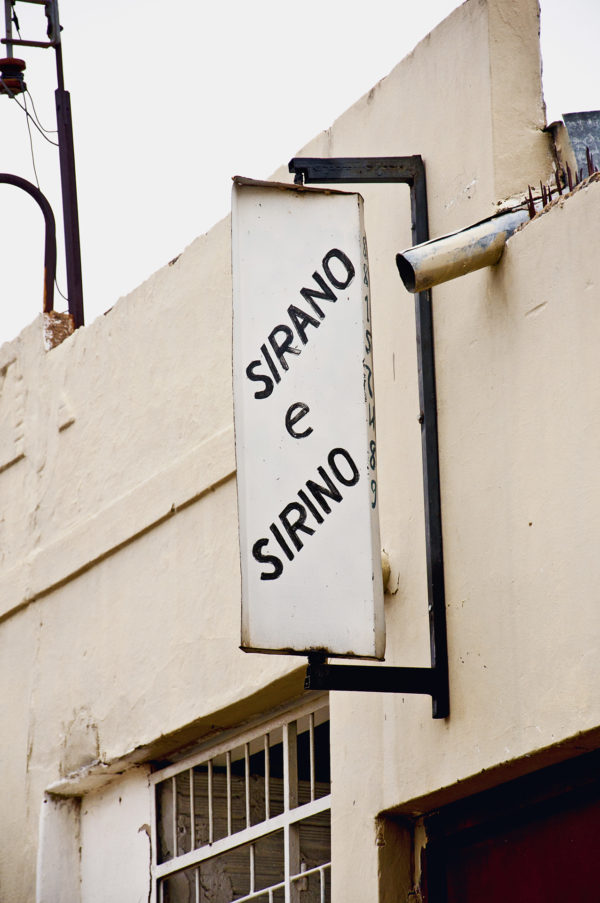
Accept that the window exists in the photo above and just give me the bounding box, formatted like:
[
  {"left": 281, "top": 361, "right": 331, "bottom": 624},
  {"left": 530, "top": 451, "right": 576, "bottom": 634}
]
[{"left": 151, "top": 696, "right": 330, "bottom": 903}]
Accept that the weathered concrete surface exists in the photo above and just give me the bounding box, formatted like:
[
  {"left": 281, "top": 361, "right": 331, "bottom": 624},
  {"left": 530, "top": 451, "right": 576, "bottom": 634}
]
[{"left": 332, "top": 176, "right": 600, "bottom": 900}]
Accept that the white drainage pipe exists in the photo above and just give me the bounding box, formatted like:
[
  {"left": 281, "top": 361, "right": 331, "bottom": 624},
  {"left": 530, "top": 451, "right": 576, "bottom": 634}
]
[{"left": 396, "top": 207, "right": 530, "bottom": 293}]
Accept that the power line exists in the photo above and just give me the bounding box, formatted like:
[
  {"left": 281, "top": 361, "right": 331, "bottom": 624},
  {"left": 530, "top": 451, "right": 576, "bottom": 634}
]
[
  {"left": 21, "top": 89, "right": 41, "bottom": 187},
  {"left": 25, "top": 87, "right": 58, "bottom": 135},
  {"left": 0, "top": 76, "right": 59, "bottom": 145},
  {"left": 54, "top": 278, "right": 68, "bottom": 302}
]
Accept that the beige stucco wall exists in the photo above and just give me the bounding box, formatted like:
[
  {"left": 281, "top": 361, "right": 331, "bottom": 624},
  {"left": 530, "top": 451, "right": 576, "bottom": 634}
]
[
  {"left": 0, "top": 217, "right": 307, "bottom": 901},
  {"left": 3, "top": 0, "right": 596, "bottom": 900},
  {"left": 331, "top": 177, "right": 600, "bottom": 900}
]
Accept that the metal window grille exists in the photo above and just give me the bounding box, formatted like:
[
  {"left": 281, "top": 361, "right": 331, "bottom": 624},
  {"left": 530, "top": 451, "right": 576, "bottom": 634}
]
[{"left": 150, "top": 696, "right": 331, "bottom": 903}]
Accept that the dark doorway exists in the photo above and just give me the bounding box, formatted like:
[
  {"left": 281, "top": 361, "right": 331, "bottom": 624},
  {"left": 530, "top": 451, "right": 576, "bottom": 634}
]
[{"left": 421, "top": 747, "right": 600, "bottom": 903}]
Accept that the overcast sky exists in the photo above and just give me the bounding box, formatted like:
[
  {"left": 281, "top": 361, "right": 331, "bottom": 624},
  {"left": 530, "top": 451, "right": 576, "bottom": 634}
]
[{"left": 1, "top": 0, "right": 598, "bottom": 346}]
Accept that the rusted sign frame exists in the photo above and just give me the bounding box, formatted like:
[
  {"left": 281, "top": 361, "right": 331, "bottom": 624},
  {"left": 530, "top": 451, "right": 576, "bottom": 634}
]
[{"left": 288, "top": 156, "right": 449, "bottom": 719}]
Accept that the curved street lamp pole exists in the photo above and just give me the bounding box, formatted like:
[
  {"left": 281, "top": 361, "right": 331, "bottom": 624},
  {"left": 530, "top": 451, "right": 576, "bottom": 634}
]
[{"left": 0, "top": 172, "right": 56, "bottom": 315}]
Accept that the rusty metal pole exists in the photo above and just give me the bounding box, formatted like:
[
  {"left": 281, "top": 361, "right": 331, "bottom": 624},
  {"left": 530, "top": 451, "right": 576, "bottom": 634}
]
[
  {"left": 4, "top": 0, "right": 12, "bottom": 56},
  {"left": 54, "top": 39, "right": 84, "bottom": 327}
]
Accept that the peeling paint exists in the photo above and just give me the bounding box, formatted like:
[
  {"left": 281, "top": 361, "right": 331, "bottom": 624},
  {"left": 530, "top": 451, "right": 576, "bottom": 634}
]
[
  {"left": 61, "top": 708, "right": 101, "bottom": 777},
  {"left": 43, "top": 311, "right": 75, "bottom": 352},
  {"left": 138, "top": 823, "right": 152, "bottom": 903}
]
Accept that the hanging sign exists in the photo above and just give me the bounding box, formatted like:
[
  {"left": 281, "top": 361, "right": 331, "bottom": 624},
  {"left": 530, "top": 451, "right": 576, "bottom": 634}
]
[{"left": 232, "top": 177, "right": 384, "bottom": 659}]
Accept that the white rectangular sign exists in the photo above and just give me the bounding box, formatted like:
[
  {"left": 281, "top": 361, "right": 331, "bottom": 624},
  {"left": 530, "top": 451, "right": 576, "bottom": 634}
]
[{"left": 232, "top": 177, "right": 384, "bottom": 659}]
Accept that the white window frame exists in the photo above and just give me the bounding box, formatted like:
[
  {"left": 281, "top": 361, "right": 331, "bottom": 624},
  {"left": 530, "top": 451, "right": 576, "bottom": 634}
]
[{"left": 150, "top": 694, "right": 330, "bottom": 903}]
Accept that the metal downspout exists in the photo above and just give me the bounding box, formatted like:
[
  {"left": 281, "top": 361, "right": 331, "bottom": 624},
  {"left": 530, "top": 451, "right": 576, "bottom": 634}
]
[{"left": 396, "top": 207, "right": 530, "bottom": 293}]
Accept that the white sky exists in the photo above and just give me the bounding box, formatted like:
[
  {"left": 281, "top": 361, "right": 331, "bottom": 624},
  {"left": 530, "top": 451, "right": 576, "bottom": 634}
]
[{"left": 0, "top": 0, "right": 598, "bottom": 346}]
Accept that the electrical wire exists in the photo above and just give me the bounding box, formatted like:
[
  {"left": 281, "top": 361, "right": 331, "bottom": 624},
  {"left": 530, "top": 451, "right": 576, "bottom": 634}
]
[
  {"left": 54, "top": 278, "right": 68, "bottom": 303},
  {"left": 10, "top": 1, "right": 20, "bottom": 37},
  {"left": 24, "top": 87, "right": 58, "bottom": 135},
  {"left": 0, "top": 76, "right": 59, "bottom": 145},
  {"left": 21, "top": 89, "right": 41, "bottom": 188}
]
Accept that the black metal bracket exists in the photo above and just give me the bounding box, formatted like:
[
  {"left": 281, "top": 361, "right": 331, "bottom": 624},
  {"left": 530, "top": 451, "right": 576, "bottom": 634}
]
[{"left": 289, "top": 156, "right": 449, "bottom": 719}]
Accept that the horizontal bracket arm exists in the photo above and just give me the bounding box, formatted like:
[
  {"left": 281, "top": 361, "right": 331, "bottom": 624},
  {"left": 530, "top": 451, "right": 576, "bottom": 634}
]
[{"left": 305, "top": 660, "right": 437, "bottom": 696}]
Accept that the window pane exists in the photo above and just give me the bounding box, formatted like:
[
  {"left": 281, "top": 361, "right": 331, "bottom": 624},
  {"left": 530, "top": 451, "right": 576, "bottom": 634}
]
[
  {"left": 297, "top": 720, "right": 330, "bottom": 806},
  {"left": 159, "top": 845, "right": 255, "bottom": 903},
  {"left": 299, "top": 810, "right": 331, "bottom": 871},
  {"left": 191, "top": 766, "right": 209, "bottom": 847},
  {"left": 160, "top": 866, "right": 197, "bottom": 903},
  {"left": 254, "top": 829, "right": 284, "bottom": 891},
  {"left": 176, "top": 770, "right": 192, "bottom": 856},
  {"left": 247, "top": 745, "right": 267, "bottom": 827},
  {"left": 198, "top": 846, "right": 250, "bottom": 902},
  {"left": 266, "top": 729, "right": 284, "bottom": 818},
  {"left": 292, "top": 865, "right": 330, "bottom": 903},
  {"left": 156, "top": 779, "right": 174, "bottom": 864},
  {"left": 210, "top": 764, "right": 230, "bottom": 842},
  {"left": 228, "top": 745, "right": 252, "bottom": 834},
  {"left": 156, "top": 773, "right": 194, "bottom": 862}
]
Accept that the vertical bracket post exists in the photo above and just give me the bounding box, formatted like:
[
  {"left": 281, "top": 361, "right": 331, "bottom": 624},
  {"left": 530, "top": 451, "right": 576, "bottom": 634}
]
[{"left": 289, "top": 156, "right": 449, "bottom": 718}]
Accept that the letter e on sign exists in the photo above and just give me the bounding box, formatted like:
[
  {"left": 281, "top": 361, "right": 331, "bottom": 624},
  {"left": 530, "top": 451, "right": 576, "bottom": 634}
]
[
  {"left": 232, "top": 177, "right": 385, "bottom": 659},
  {"left": 285, "top": 402, "right": 312, "bottom": 439}
]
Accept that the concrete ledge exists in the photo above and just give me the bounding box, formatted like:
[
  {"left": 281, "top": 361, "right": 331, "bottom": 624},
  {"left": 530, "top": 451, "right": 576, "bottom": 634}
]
[
  {"left": 0, "top": 425, "right": 236, "bottom": 622},
  {"left": 46, "top": 668, "right": 310, "bottom": 797}
]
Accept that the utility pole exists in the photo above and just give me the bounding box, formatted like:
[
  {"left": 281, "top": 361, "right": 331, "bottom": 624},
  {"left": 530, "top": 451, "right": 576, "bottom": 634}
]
[
  {"left": 53, "top": 27, "right": 84, "bottom": 328},
  {"left": 1, "top": 0, "right": 84, "bottom": 328}
]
